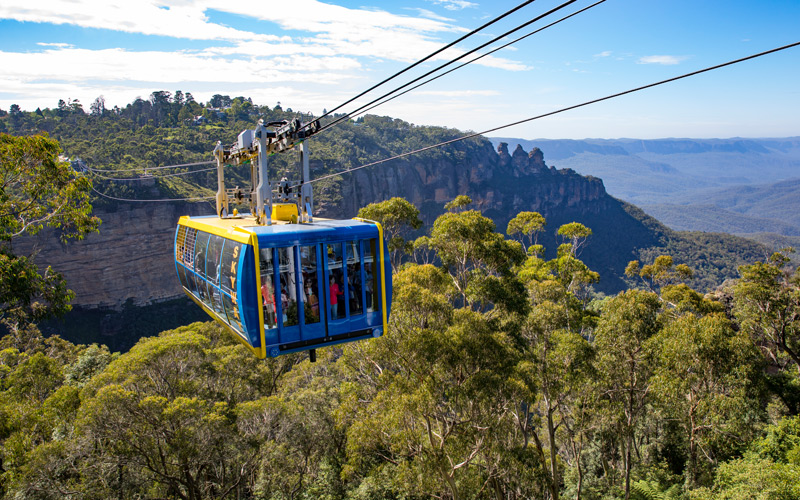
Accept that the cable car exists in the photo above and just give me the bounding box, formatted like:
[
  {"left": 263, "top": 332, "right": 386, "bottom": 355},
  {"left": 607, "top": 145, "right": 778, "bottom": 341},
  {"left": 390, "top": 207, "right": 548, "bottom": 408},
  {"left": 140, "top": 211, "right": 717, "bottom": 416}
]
[
  {"left": 174, "top": 214, "right": 391, "bottom": 358},
  {"left": 174, "top": 119, "right": 391, "bottom": 359}
]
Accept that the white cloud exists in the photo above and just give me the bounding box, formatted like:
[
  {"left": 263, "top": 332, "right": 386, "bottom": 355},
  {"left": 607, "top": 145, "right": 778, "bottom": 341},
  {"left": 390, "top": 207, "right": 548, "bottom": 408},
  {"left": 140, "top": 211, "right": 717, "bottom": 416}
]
[
  {"left": 1, "top": 0, "right": 526, "bottom": 70},
  {"left": 637, "top": 55, "right": 688, "bottom": 65},
  {"left": 0, "top": 0, "right": 269, "bottom": 41},
  {"left": 37, "top": 42, "right": 73, "bottom": 48},
  {"left": 426, "top": 0, "right": 478, "bottom": 11},
  {"left": 404, "top": 8, "right": 455, "bottom": 23},
  {"left": 0, "top": 47, "right": 360, "bottom": 85},
  {"left": 594, "top": 50, "right": 612, "bottom": 58}
]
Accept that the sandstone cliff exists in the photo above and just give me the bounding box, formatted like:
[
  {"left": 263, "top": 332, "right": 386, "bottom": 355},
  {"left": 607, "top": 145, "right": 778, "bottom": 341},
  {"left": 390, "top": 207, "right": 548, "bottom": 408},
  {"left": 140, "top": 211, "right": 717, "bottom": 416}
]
[{"left": 16, "top": 201, "right": 208, "bottom": 309}]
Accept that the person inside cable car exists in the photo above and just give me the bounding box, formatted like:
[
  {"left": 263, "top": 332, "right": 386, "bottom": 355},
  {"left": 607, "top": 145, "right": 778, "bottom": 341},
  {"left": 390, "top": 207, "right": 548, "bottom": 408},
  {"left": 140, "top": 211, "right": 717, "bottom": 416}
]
[
  {"left": 329, "top": 275, "right": 340, "bottom": 319},
  {"left": 307, "top": 289, "right": 319, "bottom": 320},
  {"left": 262, "top": 280, "right": 276, "bottom": 328}
]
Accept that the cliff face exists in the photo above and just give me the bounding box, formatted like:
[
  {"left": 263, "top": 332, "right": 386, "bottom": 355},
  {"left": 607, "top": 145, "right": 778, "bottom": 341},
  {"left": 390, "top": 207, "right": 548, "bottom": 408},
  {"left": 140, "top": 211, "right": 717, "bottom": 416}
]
[
  {"left": 333, "top": 141, "right": 610, "bottom": 225},
  {"left": 16, "top": 201, "right": 208, "bottom": 309},
  {"left": 18, "top": 140, "right": 639, "bottom": 309}
]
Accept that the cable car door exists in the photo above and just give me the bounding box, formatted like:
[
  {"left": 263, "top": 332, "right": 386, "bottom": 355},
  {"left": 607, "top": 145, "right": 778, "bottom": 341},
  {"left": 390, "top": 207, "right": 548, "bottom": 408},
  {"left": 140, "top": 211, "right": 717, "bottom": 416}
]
[{"left": 298, "top": 244, "right": 325, "bottom": 341}]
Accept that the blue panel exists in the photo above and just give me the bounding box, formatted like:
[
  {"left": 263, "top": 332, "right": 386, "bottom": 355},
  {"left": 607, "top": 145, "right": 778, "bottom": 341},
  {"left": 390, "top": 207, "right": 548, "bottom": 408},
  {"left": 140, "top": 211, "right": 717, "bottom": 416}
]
[
  {"left": 238, "top": 244, "right": 260, "bottom": 348},
  {"left": 384, "top": 246, "right": 393, "bottom": 318}
]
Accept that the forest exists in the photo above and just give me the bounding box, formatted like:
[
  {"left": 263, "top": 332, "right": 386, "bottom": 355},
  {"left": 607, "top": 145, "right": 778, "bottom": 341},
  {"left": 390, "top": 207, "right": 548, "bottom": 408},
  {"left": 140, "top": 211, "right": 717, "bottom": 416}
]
[{"left": 1, "top": 95, "right": 800, "bottom": 499}]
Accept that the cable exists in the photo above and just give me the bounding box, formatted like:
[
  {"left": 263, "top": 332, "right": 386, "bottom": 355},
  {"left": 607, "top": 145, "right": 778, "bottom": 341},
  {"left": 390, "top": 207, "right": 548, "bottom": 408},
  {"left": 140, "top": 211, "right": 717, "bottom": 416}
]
[
  {"left": 86, "top": 166, "right": 216, "bottom": 181},
  {"left": 302, "top": 0, "right": 539, "bottom": 131},
  {"left": 90, "top": 184, "right": 214, "bottom": 203},
  {"left": 302, "top": 41, "right": 800, "bottom": 187},
  {"left": 317, "top": 0, "right": 579, "bottom": 134},
  {"left": 87, "top": 160, "right": 215, "bottom": 173},
  {"left": 352, "top": 0, "right": 606, "bottom": 121}
]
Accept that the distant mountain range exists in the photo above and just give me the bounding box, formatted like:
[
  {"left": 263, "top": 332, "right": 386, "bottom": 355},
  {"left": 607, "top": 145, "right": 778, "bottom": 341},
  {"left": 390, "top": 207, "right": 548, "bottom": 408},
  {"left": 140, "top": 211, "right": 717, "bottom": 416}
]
[{"left": 489, "top": 137, "right": 800, "bottom": 247}]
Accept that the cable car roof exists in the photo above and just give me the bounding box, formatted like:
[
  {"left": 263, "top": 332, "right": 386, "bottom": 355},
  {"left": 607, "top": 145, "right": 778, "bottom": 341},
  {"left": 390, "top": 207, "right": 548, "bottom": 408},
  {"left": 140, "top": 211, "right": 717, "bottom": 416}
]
[{"left": 178, "top": 214, "right": 381, "bottom": 247}]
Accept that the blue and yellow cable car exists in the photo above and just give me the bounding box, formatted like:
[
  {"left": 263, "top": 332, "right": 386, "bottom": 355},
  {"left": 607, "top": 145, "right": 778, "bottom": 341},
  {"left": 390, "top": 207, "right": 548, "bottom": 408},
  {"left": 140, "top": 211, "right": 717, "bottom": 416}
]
[
  {"left": 174, "top": 119, "right": 391, "bottom": 358},
  {"left": 174, "top": 215, "right": 391, "bottom": 358}
]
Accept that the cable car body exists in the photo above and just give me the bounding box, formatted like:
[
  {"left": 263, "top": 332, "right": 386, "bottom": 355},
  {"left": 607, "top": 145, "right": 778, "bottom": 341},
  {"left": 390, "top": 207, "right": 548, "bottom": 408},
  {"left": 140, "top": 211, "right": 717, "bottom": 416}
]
[{"left": 174, "top": 214, "right": 391, "bottom": 358}]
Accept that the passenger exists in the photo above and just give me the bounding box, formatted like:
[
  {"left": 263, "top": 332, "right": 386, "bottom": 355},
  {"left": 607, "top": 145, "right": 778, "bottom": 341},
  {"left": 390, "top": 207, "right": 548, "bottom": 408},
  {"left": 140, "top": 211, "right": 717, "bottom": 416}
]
[
  {"left": 329, "top": 276, "right": 340, "bottom": 319},
  {"left": 307, "top": 290, "right": 319, "bottom": 320},
  {"left": 365, "top": 269, "right": 374, "bottom": 311},
  {"left": 281, "top": 290, "right": 289, "bottom": 323},
  {"left": 261, "top": 280, "right": 276, "bottom": 328}
]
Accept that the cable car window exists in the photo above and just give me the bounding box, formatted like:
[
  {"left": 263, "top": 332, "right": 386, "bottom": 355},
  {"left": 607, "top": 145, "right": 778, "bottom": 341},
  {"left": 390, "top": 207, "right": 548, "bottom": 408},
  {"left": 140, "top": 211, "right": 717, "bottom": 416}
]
[
  {"left": 260, "top": 248, "right": 277, "bottom": 330},
  {"left": 176, "top": 261, "right": 188, "bottom": 289},
  {"left": 300, "top": 245, "right": 321, "bottom": 324},
  {"left": 347, "top": 241, "right": 363, "bottom": 316},
  {"left": 207, "top": 235, "right": 225, "bottom": 315},
  {"left": 184, "top": 228, "right": 197, "bottom": 268},
  {"left": 365, "top": 239, "right": 380, "bottom": 313},
  {"left": 278, "top": 247, "right": 298, "bottom": 327},
  {"left": 327, "top": 243, "right": 344, "bottom": 319},
  {"left": 194, "top": 231, "right": 210, "bottom": 303},
  {"left": 176, "top": 225, "right": 187, "bottom": 262},
  {"left": 185, "top": 264, "right": 198, "bottom": 297},
  {"left": 220, "top": 241, "right": 243, "bottom": 333}
]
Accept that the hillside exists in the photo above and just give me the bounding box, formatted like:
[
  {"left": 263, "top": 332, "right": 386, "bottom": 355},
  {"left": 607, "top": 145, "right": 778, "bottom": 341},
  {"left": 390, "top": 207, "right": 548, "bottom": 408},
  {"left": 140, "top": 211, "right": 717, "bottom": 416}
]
[
  {"left": 2, "top": 96, "right": 772, "bottom": 343},
  {"left": 640, "top": 203, "right": 800, "bottom": 236}
]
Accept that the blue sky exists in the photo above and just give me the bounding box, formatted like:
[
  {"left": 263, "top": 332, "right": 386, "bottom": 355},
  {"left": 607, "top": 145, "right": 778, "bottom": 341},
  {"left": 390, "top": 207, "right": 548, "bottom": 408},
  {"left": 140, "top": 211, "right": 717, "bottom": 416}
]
[{"left": 0, "top": 0, "right": 798, "bottom": 139}]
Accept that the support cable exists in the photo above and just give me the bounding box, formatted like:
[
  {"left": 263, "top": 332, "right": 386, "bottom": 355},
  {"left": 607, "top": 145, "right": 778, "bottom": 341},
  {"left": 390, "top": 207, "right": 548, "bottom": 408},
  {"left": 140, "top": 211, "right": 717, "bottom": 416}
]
[
  {"left": 316, "top": 0, "right": 580, "bottom": 134},
  {"left": 87, "top": 160, "right": 215, "bottom": 174},
  {"left": 300, "top": 0, "right": 539, "bottom": 131},
  {"left": 86, "top": 166, "right": 216, "bottom": 181},
  {"left": 90, "top": 184, "right": 214, "bottom": 203},
  {"left": 302, "top": 41, "right": 800, "bottom": 187}
]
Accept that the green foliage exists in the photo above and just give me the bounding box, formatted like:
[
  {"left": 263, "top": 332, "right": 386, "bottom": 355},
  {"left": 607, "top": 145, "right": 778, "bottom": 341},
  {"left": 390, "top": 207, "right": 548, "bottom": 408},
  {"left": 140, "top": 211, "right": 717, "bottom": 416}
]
[
  {"left": 692, "top": 454, "right": 800, "bottom": 500},
  {"left": 652, "top": 313, "right": 764, "bottom": 486},
  {"left": 444, "top": 194, "right": 472, "bottom": 212},
  {"left": 357, "top": 197, "right": 423, "bottom": 271},
  {"left": 557, "top": 221, "right": 592, "bottom": 257},
  {"left": 428, "top": 208, "right": 526, "bottom": 312},
  {"left": 0, "top": 248, "right": 73, "bottom": 325},
  {"left": 631, "top": 479, "right": 683, "bottom": 500},
  {"left": 0, "top": 133, "right": 99, "bottom": 243},
  {"left": 638, "top": 229, "right": 769, "bottom": 293},
  {"left": 507, "top": 210, "right": 546, "bottom": 253},
  {"left": 734, "top": 250, "right": 800, "bottom": 406}
]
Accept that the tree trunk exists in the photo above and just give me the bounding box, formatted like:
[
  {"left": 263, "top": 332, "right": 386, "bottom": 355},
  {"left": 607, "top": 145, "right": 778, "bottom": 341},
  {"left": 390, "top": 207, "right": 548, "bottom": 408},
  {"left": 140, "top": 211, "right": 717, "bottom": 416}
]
[
  {"left": 547, "top": 408, "right": 560, "bottom": 500},
  {"left": 624, "top": 432, "right": 632, "bottom": 500}
]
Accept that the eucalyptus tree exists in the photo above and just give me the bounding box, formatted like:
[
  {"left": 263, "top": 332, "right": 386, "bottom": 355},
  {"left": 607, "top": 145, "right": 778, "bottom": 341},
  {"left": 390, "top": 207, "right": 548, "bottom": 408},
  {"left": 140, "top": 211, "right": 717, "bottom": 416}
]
[
  {"left": 427, "top": 201, "right": 526, "bottom": 313},
  {"left": 341, "top": 263, "right": 519, "bottom": 500},
  {"left": 594, "top": 290, "right": 662, "bottom": 500},
  {"left": 734, "top": 251, "right": 800, "bottom": 395},
  {"left": 512, "top": 219, "right": 599, "bottom": 500},
  {"left": 651, "top": 313, "right": 763, "bottom": 487},
  {"left": 507, "top": 211, "right": 546, "bottom": 256}
]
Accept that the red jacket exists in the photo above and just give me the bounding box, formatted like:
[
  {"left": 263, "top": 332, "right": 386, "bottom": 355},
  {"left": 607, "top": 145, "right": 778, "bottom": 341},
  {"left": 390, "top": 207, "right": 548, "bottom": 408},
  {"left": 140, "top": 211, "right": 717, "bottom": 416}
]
[{"left": 330, "top": 283, "right": 340, "bottom": 305}]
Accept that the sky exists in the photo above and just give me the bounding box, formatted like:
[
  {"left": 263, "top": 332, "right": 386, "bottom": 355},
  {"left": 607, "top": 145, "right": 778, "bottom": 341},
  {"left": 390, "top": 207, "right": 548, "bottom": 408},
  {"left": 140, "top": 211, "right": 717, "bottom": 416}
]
[{"left": 0, "top": 0, "right": 798, "bottom": 139}]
